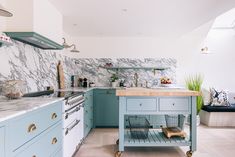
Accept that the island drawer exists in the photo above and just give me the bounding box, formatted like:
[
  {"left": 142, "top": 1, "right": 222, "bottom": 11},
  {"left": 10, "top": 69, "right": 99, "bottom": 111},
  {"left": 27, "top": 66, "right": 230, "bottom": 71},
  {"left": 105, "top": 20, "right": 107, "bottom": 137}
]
[
  {"left": 8, "top": 101, "right": 62, "bottom": 152},
  {"left": 126, "top": 98, "right": 157, "bottom": 111},
  {"left": 159, "top": 98, "right": 189, "bottom": 112},
  {"left": 15, "top": 122, "right": 62, "bottom": 157}
]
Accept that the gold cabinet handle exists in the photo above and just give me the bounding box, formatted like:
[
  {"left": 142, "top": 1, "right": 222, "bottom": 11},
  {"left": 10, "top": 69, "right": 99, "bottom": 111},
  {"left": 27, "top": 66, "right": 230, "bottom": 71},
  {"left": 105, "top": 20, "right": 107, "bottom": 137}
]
[
  {"left": 28, "top": 124, "right": 37, "bottom": 133},
  {"left": 51, "top": 137, "right": 58, "bottom": 145},
  {"left": 51, "top": 113, "right": 57, "bottom": 119}
]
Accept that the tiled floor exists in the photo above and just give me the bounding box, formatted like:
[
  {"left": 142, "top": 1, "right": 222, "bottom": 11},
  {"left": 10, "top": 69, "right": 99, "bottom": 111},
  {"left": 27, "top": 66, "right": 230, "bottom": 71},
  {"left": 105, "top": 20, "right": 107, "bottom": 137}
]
[{"left": 75, "top": 125, "right": 235, "bottom": 157}]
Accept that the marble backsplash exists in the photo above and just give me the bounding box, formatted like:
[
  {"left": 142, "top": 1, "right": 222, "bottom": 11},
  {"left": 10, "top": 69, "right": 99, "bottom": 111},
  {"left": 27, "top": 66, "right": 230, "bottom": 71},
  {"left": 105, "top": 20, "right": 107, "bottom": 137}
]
[{"left": 0, "top": 40, "right": 177, "bottom": 93}]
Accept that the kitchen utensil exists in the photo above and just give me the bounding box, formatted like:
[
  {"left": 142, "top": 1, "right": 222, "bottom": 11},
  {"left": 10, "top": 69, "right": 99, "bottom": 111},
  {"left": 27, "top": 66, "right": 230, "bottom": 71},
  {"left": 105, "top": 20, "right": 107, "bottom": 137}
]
[{"left": 57, "top": 61, "right": 65, "bottom": 89}]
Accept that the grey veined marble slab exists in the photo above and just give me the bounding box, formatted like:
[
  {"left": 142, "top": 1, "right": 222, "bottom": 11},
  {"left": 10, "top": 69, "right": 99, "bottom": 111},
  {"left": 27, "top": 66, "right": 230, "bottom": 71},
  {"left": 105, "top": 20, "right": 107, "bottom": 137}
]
[
  {"left": 0, "top": 96, "right": 63, "bottom": 123},
  {"left": 0, "top": 40, "right": 177, "bottom": 93}
]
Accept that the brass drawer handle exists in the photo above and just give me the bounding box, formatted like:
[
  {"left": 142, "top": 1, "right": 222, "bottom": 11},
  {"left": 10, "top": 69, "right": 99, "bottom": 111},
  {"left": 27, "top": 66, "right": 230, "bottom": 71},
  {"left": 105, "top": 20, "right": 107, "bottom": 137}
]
[
  {"left": 52, "top": 137, "right": 58, "bottom": 145},
  {"left": 28, "top": 124, "right": 37, "bottom": 133},
  {"left": 51, "top": 113, "right": 58, "bottom": 119}
]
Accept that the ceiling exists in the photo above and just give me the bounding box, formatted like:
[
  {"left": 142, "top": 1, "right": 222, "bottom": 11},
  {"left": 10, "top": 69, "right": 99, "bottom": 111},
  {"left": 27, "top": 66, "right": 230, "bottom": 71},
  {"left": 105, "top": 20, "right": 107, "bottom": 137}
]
[{"left": 49, "top": 0, "right": 235, "bottom": 37}]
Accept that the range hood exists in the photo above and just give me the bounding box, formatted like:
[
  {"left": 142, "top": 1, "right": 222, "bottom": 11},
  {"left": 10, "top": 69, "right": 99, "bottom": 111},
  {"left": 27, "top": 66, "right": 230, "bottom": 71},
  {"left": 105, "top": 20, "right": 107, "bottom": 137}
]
[
  {"left": 5, "top": 32, "right": 64, "bottom": 50},
  {"left": 5, "top": 0, "right": 64, "bottom": 50}
]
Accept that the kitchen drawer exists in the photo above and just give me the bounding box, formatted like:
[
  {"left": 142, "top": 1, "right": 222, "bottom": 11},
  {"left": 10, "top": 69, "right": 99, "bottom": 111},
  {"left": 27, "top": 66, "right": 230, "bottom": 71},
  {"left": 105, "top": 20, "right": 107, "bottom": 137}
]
[
  {"left": 51, "top": 147, "right": 62, "bottom": 157},
  {"left": 0, "top": 126, "right": 5, "bottom": 157},
  {"left": 159, "top": 98, "right": 189, "bottom": 112},
  {"left": 126, "top": 98, "right": 157, "bottom": 111},
  {"left": 8, "top": 101, "right": 62, "bottom": 151},
  {"left": 15, "top": 122, "right": 62, "bottom": 157}
]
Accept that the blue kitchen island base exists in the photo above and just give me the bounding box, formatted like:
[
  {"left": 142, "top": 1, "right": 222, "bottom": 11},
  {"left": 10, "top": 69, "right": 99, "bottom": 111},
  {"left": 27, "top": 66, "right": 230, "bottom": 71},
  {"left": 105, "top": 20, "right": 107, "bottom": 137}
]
[{"left": 115, "top": 89, "right": 199, "bottom": 157}]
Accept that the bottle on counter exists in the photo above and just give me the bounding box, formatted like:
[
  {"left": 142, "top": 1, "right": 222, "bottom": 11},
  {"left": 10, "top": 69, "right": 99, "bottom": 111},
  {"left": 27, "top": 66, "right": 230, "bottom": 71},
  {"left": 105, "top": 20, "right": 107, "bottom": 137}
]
[
  {"left": 78, "top": 78, "right": 83, "bottom": 87},
  {"left": 83, "top": 78, "right": 88, "bottom": 88}
]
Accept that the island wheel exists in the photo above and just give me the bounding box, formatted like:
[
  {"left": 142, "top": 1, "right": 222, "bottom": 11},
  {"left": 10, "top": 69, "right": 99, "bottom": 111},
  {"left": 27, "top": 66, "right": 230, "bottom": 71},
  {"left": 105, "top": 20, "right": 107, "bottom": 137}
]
[
  {"left": 115, "top": 151, "right": 122, "bottom": 157},
  {"left": 186, "top": 150, "right": 193, "bottom": 157},
  {"left": 116, "top": 139, "right": 119, "bottom": 145}
]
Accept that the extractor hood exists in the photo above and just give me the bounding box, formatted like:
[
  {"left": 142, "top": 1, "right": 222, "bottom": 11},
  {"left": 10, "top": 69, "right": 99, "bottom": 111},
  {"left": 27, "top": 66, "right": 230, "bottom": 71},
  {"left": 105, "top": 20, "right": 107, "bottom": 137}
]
[
  {"left": 5, "top": 0, "right": 63, "bottom": 50},
  {"left": 5, "top": 32, "right": 64, "bottom": 50}
]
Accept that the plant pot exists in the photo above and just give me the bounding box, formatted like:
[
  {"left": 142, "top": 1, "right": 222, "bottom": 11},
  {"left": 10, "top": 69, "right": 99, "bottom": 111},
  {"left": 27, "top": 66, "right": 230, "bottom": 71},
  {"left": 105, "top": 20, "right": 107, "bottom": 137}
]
[{"left": 111, "top": 81, "right": 118, "bottom": 87}]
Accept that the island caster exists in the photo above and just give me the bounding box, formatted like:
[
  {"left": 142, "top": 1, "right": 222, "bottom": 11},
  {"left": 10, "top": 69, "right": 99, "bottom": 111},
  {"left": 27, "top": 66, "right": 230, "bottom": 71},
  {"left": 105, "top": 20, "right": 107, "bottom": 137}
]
[
  {"left": 115, "top": 151, "right": 122, "bottom": 157},
  {"left": 116, "top": 139, "right": 119, "bottom": 145},
  {"left": 186, "top": 150, "right": 193, "bottom": 157}
]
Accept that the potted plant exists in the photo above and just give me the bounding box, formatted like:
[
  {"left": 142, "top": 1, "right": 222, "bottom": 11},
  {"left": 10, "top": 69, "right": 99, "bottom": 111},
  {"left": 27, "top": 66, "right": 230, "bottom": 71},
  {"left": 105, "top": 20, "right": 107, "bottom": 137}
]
[
  {"left": 185, "top": 74, "right": 203, "bottom": 126},
  {"left": 110, "top": 73, "right": 119, "bottom": 87}
]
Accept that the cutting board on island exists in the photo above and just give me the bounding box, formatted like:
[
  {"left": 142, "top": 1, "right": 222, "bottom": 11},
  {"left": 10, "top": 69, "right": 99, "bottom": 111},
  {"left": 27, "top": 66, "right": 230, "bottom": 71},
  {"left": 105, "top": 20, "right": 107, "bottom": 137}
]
[{"left": 57, "top": 61, "right": 65, "bottom": 89}]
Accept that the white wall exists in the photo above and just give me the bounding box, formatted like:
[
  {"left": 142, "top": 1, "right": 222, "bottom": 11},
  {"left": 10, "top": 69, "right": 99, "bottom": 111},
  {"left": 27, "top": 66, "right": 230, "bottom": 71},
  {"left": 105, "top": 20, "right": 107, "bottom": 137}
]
[
  {"left": 0, "top": 0, "right": 6, "bottom": 32},
  {"left": 68, "top": 21, "right": 235, "bottom": 91}
]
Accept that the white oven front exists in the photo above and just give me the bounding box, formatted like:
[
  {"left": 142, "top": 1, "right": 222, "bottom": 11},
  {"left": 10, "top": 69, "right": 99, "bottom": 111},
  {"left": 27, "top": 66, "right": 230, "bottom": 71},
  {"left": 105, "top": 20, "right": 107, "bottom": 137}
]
[{"left": 63, "top": 99, "right": 84, "bottom": 157}]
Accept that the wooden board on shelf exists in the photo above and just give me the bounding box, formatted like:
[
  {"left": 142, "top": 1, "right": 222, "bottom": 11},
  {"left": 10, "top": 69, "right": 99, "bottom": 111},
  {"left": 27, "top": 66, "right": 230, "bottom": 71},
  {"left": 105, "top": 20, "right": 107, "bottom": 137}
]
[
  {"left": 57, "top": 61, "right": 65, "bottom": 89},
  {"left": 162, "top": 127, "right": 186, "bottom": 139}
]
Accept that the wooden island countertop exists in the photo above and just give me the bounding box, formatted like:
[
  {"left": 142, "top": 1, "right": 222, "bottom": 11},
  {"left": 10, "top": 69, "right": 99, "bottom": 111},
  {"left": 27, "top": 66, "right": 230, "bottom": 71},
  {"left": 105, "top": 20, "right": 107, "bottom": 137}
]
[{"left": 116, "top": 88, "right": 200, "bottom": 97}]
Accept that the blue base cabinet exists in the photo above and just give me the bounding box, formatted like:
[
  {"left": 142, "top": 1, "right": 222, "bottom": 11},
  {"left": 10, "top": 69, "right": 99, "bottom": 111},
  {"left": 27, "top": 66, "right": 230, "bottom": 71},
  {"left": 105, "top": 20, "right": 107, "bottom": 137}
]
[
  {"left": 0, "top": 126, "right": 5, "bottom": 157},
  {"left": 84, "top": 90, "right": 94, "bottom": 137},
  {"left": 94, "top": 89, "right": 119, "bottom": 128},
  {"left": 15, "top": 122, "right": 62, "bottom": 157},
  {"left": 1, "top": 101, "right": 63, "bottom": 157}
]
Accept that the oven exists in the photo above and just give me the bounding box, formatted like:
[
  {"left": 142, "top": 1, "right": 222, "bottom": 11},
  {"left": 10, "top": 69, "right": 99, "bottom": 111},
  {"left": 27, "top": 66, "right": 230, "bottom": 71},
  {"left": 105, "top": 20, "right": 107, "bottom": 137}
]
[{"left": 63, "top": 94, "right": 84, "bottom": 157}]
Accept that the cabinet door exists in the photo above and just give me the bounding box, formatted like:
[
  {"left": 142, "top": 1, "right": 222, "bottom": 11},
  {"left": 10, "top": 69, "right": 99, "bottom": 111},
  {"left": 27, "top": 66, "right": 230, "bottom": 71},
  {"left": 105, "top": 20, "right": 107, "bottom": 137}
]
[
  {"left": 94, "top": 89, "right": 119, "bottom": 127},
  {"left": 0, "top": 126, "right": 4, "bottom": 157}
]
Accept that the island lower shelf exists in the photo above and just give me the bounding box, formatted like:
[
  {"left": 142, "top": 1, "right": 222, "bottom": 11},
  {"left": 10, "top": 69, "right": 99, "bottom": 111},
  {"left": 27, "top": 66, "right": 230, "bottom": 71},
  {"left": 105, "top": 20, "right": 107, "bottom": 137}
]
[{"left": 124, "top": 129, "right": 191, "bottom": 147}]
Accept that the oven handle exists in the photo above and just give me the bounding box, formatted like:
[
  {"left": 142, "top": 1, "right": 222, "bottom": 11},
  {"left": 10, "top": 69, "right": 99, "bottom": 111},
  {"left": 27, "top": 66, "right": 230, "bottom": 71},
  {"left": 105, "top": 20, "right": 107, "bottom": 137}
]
[
  {"left": 67, "top": 95, "right": 84, "bottom": 104},
  {"left": 65, "top": 100, "right": 84, "bottom": 113},
  {"left": 65, "top": 106, "right": 81, "bottom": 119},
  {"left": 66, "top": 99, "right": 84, "bottom": 106},
  {"left": 65, "top": 120, "right": 80, "bottom": 136}
]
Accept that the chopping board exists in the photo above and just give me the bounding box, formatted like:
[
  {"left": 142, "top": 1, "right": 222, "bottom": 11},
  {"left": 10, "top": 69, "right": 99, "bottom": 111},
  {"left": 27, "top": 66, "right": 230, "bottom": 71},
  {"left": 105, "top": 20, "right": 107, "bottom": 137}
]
[
  {"left": 57, "top": 61, "right": 65, "bottom": 89},
  {"left": 162, "top": 127, "right": 186, "bottom": 138}
]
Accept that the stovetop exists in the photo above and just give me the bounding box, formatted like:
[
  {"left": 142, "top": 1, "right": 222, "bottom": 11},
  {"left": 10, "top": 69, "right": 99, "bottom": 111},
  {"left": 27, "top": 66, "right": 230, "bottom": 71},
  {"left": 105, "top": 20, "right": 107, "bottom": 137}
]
[{"left": 23, "top": 90, "right": 84, "bottom": 99}]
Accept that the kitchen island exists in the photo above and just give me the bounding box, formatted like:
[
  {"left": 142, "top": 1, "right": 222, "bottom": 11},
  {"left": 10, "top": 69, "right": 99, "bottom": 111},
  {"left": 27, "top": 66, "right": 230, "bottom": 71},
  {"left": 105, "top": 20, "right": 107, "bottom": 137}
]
[{"left": 116, "top": 88, "right": 200, "bottom": 157}]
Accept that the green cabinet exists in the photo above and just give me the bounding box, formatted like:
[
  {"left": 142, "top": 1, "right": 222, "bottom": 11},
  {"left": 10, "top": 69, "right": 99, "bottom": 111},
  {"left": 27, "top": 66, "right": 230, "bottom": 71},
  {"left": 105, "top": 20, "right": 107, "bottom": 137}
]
[
  {"left": 94, "top": 89, "right": 119, "bottom": 127},
  {"left": 84, "top": 90, "right": 93, "bottom": 137},
  {"left": 0, "top": 126, "right": 5, "bottom": 157}
]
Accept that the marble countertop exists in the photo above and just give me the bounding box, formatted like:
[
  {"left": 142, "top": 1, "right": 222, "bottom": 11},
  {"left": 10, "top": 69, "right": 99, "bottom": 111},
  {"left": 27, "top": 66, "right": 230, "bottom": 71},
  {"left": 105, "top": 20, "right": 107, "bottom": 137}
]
[{"left": 0, "top": 96, "right": 63, "bottom": 123}]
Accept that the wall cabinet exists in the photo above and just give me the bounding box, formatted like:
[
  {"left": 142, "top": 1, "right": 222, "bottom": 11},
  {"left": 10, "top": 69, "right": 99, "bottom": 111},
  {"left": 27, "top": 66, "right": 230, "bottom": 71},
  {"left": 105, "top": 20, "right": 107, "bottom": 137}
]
[
  {"left": 94, "top": 89, "right": 119, "bottom": 127},
  {"left": 84, "top": 90, "right": 93, "bottom": 137},
  {"left": 0, "top": 126, "right": 5, "bottom": 157}
]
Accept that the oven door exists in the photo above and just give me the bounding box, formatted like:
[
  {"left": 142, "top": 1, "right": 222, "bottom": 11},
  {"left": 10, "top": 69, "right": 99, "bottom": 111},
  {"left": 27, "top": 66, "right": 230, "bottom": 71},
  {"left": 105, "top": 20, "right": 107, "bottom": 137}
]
[
  {"left": 63, "top": 118, "right": 81, "bottom": 157},
  {"left": 63, "top": 104, "right": 81, "bottom": 128},
  {"left": 63, "top": 104, "right": 84, "bottom": 157}
]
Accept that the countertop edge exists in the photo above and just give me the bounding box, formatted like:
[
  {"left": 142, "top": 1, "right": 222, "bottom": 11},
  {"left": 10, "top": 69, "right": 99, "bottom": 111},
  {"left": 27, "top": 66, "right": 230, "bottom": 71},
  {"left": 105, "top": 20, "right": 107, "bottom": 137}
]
[{"left": 0, "top": 98, "right": 64, "bottom": 123}]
